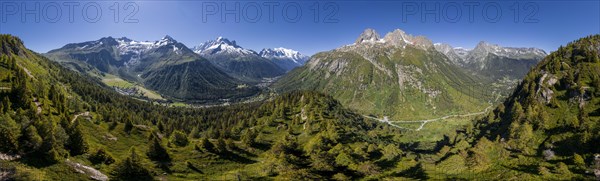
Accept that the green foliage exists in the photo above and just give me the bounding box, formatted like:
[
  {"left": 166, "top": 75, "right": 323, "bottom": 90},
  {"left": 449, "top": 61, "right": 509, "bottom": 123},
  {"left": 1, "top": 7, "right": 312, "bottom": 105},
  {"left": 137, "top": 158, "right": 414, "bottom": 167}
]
[
  {"left": 123, "top": 119, "right": 133, "bottom": 133},
  {"left": 382, "top": 144, "right": 402, "bottom": 161},
  {"left": 89, "top": 148, "right": 115, "bottom": 165},
  {"left": 147, "top": 136, "right": 170, "bottom": 162},
  {"left": 0, "top": 114, "right": 19, "bottom": 153},
  {"left": 65, "top": 121, "right": 88, "bottom": 155},
  {"left": 274, "top": 45, "right": 491, "bottom": 121},
  {"left": 110, "top": 147, "right": 153, "bottom": 181},
  {"left": 240, "top": 129, "right": 257, "bottom": 147},
  {"left": 2, "top": 34, "right": 599, "bottom": 180},
  {"left": 573, "top": 153, "right": 585, "bottom": 168},
  {"left": 196, "top": 137, "right": 214, "bottom": 152},
  {"left": 169, "top": 130, "right": 189, "bottom": 147}
]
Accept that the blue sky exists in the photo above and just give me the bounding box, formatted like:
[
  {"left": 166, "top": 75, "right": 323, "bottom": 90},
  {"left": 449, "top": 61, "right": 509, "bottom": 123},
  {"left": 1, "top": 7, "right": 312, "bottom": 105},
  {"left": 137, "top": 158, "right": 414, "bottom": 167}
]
[{"left": 0, "top": 0, "right": 598, "bottom": 55}]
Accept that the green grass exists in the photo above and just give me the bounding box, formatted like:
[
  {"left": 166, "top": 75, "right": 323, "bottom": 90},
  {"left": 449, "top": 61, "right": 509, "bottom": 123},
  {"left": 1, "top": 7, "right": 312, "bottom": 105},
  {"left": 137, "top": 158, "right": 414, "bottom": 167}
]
[
  {"left": 101, "top": 74, "right": 165, "bottom": 100},
  {"left": 392, "top": 117, "right": 477, "bottom": 143}
]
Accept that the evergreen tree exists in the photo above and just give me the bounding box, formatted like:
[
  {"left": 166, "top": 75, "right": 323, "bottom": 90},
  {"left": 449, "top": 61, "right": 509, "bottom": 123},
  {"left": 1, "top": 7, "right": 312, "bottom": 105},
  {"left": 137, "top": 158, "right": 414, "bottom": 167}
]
[
  {"left": 19, "top": 126, "right": 42, "bottom": 154},
  {"left": 381, "top": 144, "right": 402, "bottom": 161},
  {"left": 66, "top": 121, "right": 88, "bottom": 155},
  {"left": 2, "top": 97, "right": 11, "bottom": 113},
  {"left": 124, "top": 119, "right": 133, "bottom": 133},
  {"left": 0, "top": 115, "right": 19, "bottom": 153},
  {"left": 147, "top": 136, "right": 170, "bottom": 162},
  {"left": 241, "top": 129, "right": 256, "bottom": 147},
  {"left": 110, "top": 147, "right": 153, "bottom": 181},
  {"left": 215, "top": 137, "right": 227, "bottom": 153},
  {"left": 169, "top": 130, "right": 189, "bottom": 147},
  {"left": 188, "top": 127, "right": 200, "bottom": 139},
  {"left": 197, "top": 137, "right": 214, "bottom": 152},
  {"left": 89, "top": 148, "right": 115, "bottom": 165}
]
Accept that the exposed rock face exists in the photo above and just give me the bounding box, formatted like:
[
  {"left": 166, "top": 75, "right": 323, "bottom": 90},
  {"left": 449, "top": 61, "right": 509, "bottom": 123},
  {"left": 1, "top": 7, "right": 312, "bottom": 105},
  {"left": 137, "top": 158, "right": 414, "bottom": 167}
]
[
  {"left": 434, "top": 43, "right": 467, "bottom": 66},
  {"left": 382, "top": 29, "right": 433, "bottom": 50},
  {"left": 355, "top": 28, "right": 382, "bottom": 44},
  {"left": 543, "top": 149, "right": 555, "bottom": 160},
  {"left": 536, "top": 72, "right": 558, "bottom": 104}
]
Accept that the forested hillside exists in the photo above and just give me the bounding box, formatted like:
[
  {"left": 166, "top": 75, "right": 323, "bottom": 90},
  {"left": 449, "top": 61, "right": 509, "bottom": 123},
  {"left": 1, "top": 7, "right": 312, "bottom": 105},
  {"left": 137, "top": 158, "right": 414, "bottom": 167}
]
[
  {"left": 430, "top": 35, "right": 600, "bottom": 180},
  {"left": 0, "top": 34, "right": 408, "bottom": 180}
]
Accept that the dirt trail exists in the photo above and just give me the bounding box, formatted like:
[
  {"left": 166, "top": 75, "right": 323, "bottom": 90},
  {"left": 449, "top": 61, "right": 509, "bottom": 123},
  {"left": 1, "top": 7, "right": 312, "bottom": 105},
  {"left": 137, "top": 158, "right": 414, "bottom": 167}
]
[{"left": 71, "top": 112, "right": 90, "bottom": 123}]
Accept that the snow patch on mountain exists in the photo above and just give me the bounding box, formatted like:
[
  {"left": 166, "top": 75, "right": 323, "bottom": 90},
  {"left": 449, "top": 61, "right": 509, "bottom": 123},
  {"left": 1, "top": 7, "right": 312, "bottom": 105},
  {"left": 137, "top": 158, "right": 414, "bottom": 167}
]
[
  {"left": 193, "top": 37, "right": 257, "bottom": 56},
  {"left": 259, "top": 47, "right": 309, "bottom": 64},
  {"left": 435, "top": 41, "right": 547, "bottom": 67},
  {"left": 114, "top": 35, "right": 182, "bottom": 66}
]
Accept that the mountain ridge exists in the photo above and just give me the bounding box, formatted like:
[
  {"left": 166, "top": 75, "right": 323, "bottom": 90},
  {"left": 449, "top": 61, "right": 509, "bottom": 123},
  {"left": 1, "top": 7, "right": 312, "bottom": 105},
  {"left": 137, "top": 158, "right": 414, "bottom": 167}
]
[{"left": 44, "top": 36, "right": 258, "bottom": 102}]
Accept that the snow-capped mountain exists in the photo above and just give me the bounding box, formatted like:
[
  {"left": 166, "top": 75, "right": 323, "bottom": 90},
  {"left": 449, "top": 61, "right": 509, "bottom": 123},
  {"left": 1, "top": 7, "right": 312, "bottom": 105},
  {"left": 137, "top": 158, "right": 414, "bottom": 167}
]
[
  {"left": 193, "top": 37, "right": 257, "bottom": 56},
  {"left": 192, "top": 37, "right": 286, "bottom": 81},
  {"left": 467, "top": 41, "right": 547, "bottom": 62},
  {"left": 45, "top": 36, "right": 258, "bottom": 101},
  {"left": 259, "top": 47, "right": 309, "bottom": 71},
  {"left": 114, "top": 35, "right": 190, "bottom": 67},
  {"left": 115, "top": 35, "right": 183, "bottom": 55},
  {"left": 434, "top": 41, "right": 547, "bottom": 67},
  {"left": 434, "top": 41, "right": 547, "bottom": 81},
  {"left": 48, "top": 35, "right": 194, "bottom": 69}
]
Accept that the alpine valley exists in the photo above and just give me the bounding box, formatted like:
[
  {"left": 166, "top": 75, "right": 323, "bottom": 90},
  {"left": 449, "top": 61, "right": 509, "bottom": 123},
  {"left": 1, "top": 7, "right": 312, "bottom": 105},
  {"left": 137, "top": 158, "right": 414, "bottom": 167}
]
[{"left": 1, "top": 29, "right": 599, "bottom": 181}]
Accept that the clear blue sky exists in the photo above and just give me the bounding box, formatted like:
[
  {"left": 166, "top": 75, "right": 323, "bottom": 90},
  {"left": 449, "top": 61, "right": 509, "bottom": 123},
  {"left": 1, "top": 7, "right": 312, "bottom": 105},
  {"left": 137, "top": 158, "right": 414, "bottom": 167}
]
[{"left": 1, "top": 0, "right": 598, "bottom": 55}]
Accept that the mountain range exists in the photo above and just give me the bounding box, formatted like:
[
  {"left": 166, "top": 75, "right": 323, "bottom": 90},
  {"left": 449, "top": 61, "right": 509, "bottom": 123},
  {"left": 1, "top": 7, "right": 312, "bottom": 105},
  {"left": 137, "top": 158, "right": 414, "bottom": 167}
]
[
  {"left": 193, "top": 37, "right": 285, "bottom": 82},
  {"left": 44, "top": 36, "right": 309, "bottom": 102},
  {"left": 2, "top": 32, "right": 599, "bottom": 180},
  {"left": 434, "top": 41, "right": 546, "bottom": 88},
  {"left": 275, "top": 28, "right": 546, "bottom": 120},
  {"left": 44, "top": 36, "right": 258, "bottom": 102}
]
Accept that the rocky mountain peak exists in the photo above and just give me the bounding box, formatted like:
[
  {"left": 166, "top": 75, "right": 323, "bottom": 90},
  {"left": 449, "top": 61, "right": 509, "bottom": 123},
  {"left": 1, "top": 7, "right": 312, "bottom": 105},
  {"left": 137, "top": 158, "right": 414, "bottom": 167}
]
[
  {"left": 355, "top": 28, "right": 381, "bottom": 44},
  {"left": 382, "top": 29, "right": 432, "bottom": 49},
  {"left": 194, "top": 37, "right": 256, "bottom": 56},
  {"left": 162, "top": 35, "right": 175, "bottom": 41},
  {"left": 215, "top": 36, "right": 238, "bottom": 46}
]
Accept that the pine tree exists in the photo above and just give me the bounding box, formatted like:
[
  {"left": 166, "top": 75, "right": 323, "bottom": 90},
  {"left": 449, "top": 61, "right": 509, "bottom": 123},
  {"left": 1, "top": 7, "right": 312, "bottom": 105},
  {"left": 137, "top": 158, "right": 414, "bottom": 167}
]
[
  {"left": 157, "top": 121, "right": 165, "bottom": 133},
  {"left": 19, "top": 126, "right": 42, "bottom": 153},
  {"left": 110, "top": 147, "right": 153, "bottom": 181},
  {"left": 241, "top": 129, "right": 256, "bottom": 147},
  {"left": 197, "top": 137, "right": 214, "bottom": 152},
  {"left": 188, "top": 127, "right": 200, "bottom": 139},
  {"left": 169, "top": 130, "right": 189, "bottom": 147},
  {"left": 89, "top": 148, "right": 115, "bottom": 165},
  {"left": 124, "top": 119, "right": 133, "bottom": 133},
  {"left": 215, "top": 137, "right": 227, "bottom": 153},
  {"left": 147, "top": 136, "right": 170, "bottom": 162},
  {"left": 573, "top": 153, "right": 586, "bottom": 169},
  {"left": 0, "top": 115, "right": 19, "bottom": 153},
  {"left": 382, "top": 144, "right": 402, "bottom": 161},
  {"left": 66, "top": 121, "right": 88, "bottom": 155},
  {"left": 37, "top": 125, "right": 63, "bottom": 164},
  {"left": 1, "top": 97, "right": 11, "bottom": 113}
]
